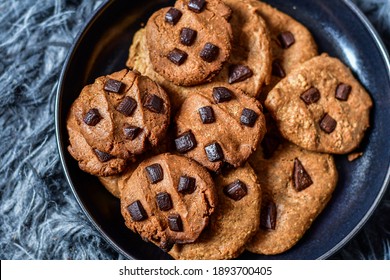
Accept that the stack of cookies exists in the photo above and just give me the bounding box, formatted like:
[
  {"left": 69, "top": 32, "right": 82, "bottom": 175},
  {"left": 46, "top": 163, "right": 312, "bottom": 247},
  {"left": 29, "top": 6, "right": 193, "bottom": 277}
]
[{"left": 66, "top": 0, "right": 373, "bottom": 259}]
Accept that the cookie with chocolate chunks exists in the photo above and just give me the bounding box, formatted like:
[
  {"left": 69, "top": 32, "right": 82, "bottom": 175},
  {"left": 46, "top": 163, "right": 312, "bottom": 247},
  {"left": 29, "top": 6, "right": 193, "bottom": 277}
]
[
  {"left": 174, "top": 84, "right": 266, "bottom": 172},
  {"left": 264, "top": 54, "right": 373, "bottom": 154},
  {"left": 247, "top": 141, "right": 338, "bottom": 255},
  {"left": 120, "top": 153, "right": 217, "bottom": 250},
  {"left": 169, "top": 163, "right": 261, "bottom": 260}
]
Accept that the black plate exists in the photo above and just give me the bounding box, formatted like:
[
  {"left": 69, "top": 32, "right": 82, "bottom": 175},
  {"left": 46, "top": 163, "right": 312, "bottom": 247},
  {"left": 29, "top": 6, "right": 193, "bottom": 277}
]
[{"left": 55, "top": 0, "right": 390, "bottom": 259}]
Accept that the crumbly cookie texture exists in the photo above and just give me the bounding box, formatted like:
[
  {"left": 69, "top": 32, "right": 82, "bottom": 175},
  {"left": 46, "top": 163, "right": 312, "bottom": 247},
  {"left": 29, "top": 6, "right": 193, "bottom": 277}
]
[
  {"left": 247, "top": 141, "right": 338, "bottom": 255},
  {"left": 120, "top": 153, "right": 217, "bottom": 251},
  {"left": 265, "top": 54, "right": 372, "bottom": 154},
  {"left": 169, "top": 163, "right": 261, "bottom": 259}
]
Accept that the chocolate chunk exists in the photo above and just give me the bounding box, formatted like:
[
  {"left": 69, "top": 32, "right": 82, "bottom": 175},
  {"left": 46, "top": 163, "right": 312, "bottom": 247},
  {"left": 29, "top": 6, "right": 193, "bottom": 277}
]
[
  {"left": 143, "top": 94, "right": 164, "bottom": 113},
  {"left": 177, "top": 175, "right": 196, "bottom": 194},
  {"left": 300, "top": 87, "right": 320, "bottom": 105},
  {"left": 160, "top": 239, "right": 175, "bottom": 252},
  {"left": 174, "top": 131, "right": 197, "bottom": 153},
  {"left": 168, "top": 214, "right": 183, "bottom": 232},
  {"left": 319, "top": 113, "right": 337, "bottom": 133},
  {"left": 127, "top": 200, "right": 148, "bottom": 221},
  {"left": 335, "top": 83, "right": 352, "bottom": 101},
  {"left": 156, "top": 192, "right": 173, "bottom": 211},
  {"left": 104, "top": 79, "right": 124, "bottom": 93},
  {"left": 188, "top": 0, "right": 206, "bottom": 13},
  {"left": 83, "top": 108, "right": 101, "bottom": 126},
  {"left": 223, "top": 180, "right": 247, "bottom": 201},
  {"left": 180, "top": 28, "right": 197, "bottom": 46},
  {"left": 93, "top": 149, "right": 113, "bottom": 162},
  {"left": 168, "top": 48, "right": 188, "bottom": 65},
  {"left": 205, "top": 142, "right": 224, "bottom": 162},
  {"left": 272, "top": 60, "right": 286, "bottom": 78},
  {"left": 165, "top": 7, "right": 182, "bottom": 25},
  {"left": 278, "top": 31, "right": 295, "bottom": 49},
  {"left": 212, "top": 87, "right": 233, "bottom": 103},
  {"left": 293, "top": 158, "right": 313, "bottom": 191},
  {"left": 123, "top": 124, "right": 141, "bottom": 140},
  {"left": 145, "top": 163, "right": 163, "bottom": 184},
  {"left": 198, "top": 106, "right": 215, "bottom": 124},
  {"left": 116, "top": 96, "right": 137, "bottom": 116},
  {"left": 240, "top": 108, "right": 259, "bottom": 127},
  {"left": 200, "top": 43, "right": 219, "bottom": 62},
  {"left": 228, "top": 64, "right": 253, "bottom": 84},
  {"left": 260, "top": 200, "right": 277, "bottom": 230}
]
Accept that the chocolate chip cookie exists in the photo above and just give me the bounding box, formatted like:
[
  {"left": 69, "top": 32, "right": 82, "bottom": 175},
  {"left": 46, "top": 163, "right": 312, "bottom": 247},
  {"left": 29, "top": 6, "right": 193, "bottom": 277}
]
[
  {"left": 265, "top": 54, "right": 372, "bottom": 154},
  {"left": 120, "top": 153, "right": 217, "bottom": 251},
  {"left": 169, "top": 163, "right": 261, "bottom": 259},
  {"left": 246, "top": 140, "right": 338, "bottom": 255}
]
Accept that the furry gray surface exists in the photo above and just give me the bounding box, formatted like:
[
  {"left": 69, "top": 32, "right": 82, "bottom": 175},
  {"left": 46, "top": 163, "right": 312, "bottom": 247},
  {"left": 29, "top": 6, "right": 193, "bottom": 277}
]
[{"left": 0, "top": 0, "right": 389, "bottom": 260}]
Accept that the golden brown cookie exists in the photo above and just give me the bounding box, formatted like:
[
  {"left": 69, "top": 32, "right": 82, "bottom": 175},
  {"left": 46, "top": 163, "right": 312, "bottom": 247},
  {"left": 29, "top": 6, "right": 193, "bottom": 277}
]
[
  {"left": 120, "top": 153, "right": 217, "bottom": 251},
  {"left": 246, "top": 141, "right": 338, "bottom": 255},
  {"left": 169, "top": 163, "right": 261, "bottom": 259},
  {"left": 265, "top": 54, "right": 373, "bottom": 154}
]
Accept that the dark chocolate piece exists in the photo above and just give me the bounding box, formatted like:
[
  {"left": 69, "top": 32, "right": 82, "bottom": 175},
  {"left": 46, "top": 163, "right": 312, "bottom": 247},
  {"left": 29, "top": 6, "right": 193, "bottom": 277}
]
[
  {"left": 168, "top": 48, "right": 188, "bottom": 65},
  {"left": 127, "top": 200, "right": 148, "bottom": 221},
  {"left": 143, "top": 94, "right": 164, "bottom": 113},
  {"left": 177, "top": 175, "right": 196, "bottom": 194},
  {"left": 123, "top": 124, "right": 141, "bottom": 140},
  {"left": 198, "top": 106, "right": 215, "bottom": 124},
  {"left": 200, "top": 42, "right": 219, "bottom": 62},
  {"left": 319, "top": 113, "right": 337, "bottom": 134},
  {"left": 223, "top": 180, "right": 247, "bottom": 201},
  {"left": 160, "top": 239, "right": 175, "bottom": 252},
  {"left": 145, "top": 163, "right": 164, "bottom": 184},
  {"left": 228, "top": 64, "right": 253, "bottom": 84},
  {"left": 165, "top": 7, "right": 182, "bottom": 25},
  {"left": 278, "top": 31, "right": 295, "bottom": 49},
  {"left": 335, "top": 83, "right": 352, "bottom": 101},
  {"left": 188, "top": 0, "right": 206, "bottom": 13},
  {"left": 180, "top": 28, "right": 197, "bottom": 46},
  {"left": 212, "top": 87, "right": 233, "bottom": 103},
  {"left": 300, "top": 87, "right": 320, "bottom": 105},
  {"left": 168, "top": 214, "right": 183, "bottom": 232},
  {"left": 240, "top": 108, "right": 258, "bottom": 127},
  {"left": 93, "top": 149, "right": 113, "bottom": 162},
  {"left": 272, "top": 60, "right": 286, "bottom": 78},
  {"left": 156, "top": 192, "right": 173, "bottom": 211},
  {"left": 83, "top": 108, "right": 102, "bottom": 126},
  {"left": 116, "top": 96, "right": 137, "bottom": 116},
  {"left": 293, "top": 158, "right": 313, "bottom": 191},
  {"left": 260, "top": 200, "right": 277, "bottom": 230},
  {"left": 104, "top": 79, "right": 124, "bottom": 93},
  {"left": 205, "top": 142, "right": 224, "bottom": 162},
  {"left": 174, "top": 131, "right": 197, "bottom": 153}
]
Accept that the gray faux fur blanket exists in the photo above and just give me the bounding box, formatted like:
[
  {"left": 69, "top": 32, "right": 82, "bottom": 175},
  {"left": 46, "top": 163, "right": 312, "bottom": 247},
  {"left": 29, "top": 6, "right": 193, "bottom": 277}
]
[{"left": 0, "top": 0, "right": 389, "bottom": 260}]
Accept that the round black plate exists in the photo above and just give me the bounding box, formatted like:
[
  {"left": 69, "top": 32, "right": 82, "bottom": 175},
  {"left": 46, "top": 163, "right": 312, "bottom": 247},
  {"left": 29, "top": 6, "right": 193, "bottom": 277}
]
[{"left": 55, "top": 0, "right": 390, "bottom": 259}]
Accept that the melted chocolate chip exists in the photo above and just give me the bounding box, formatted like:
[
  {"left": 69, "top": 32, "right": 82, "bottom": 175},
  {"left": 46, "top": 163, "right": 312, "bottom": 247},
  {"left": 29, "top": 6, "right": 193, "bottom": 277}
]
[
  {"left": 123, "top": 124, "right": 141, "bottom": 140},
  {"left": 319, "top": 113, "right": 337, "bottom": 133},
  {"left": 104, "top": 79, "right": 124, "bottom": 93},
  {"left": 156, "top": 192, "right": 173, "bottom": 211},
  {"left": 278, "top": 31, "right": 295, "bottom": 49},
  {"left": 223, "top": 180, "right": 248, "bottom": 201},
  {"left": 168, "top": 214, "right": 183, "bottom": 232},
  {"left": 127, "top": 200, "right": 148, "bottom": 221},
  {"left": 165, "top": 7, "right": 182, "bottom": 25},
  {"left": 143, "top": 94, "right": 164, "bottom": 113},
  {"left": 198, "top": 106, "right": 215, "bottom": 124},
  {"left": 260, "top": 200, "right": 277, "bottom": 230},
  {"left": 293, "top": 158, "right": 313, "bottom": 191},
  {"left": 83, "top": 108, "right": 102, "bottom": 126},
  {"left": 335, "top": 83, "right": 352, "bottom": 101},
  {"left": 177, "top": 176, "right": 196, "bottom": 194},
  {"left": 93, "top": 149, "right": 113, "bottom": 162},
  {"left": 200, "top": 43, "right": 219, "bottom": 62},
  {"left": 168, "top": 48, "right": 188, "bottom": 65},
  {"left": 145, "top": 163, "right": 164, "bottom": 184},
  {"left": 272, "top": 60, "right": 286, "bottom": 78},
  {"left": 228, "top": 64, "right": 253, "bottom": 84},
  {"left": 300, "top": 87, "right": 320, "bottom": 105},
  {"left": 180, "top": 28, "right": 197, "bottom": 46},
  {"left": 240, "top": 108, "right": 259, "bottom": 127},
  {"left": 188, "top": 0, "right": 206, "bottom": 13},
  {"left": 174, "top": 131, "right": 197, "bottom": 153},
  {"left": 116, "top": 96, "right": 137, "bottom": 116},
  {"left": 212, "top": 87, "right": 233, "bottom": 103},
  {"left": 205, "top": 142, "right": 224, "bottom": 162}
]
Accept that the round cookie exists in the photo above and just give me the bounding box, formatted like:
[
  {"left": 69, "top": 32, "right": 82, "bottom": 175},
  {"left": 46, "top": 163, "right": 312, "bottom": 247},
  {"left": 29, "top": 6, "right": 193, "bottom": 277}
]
[
  {"left": 120, "top": 153, "right": 217, "bottom": 251},
  {"left": 174, "top": 84, "right": 266, "bottom": 172},
  {"left": 264, "top": 54, "right": 373, "bottom": 154},
  {"left": 146, "top": 0, "right": 233, "bottom": 86},
  {"left": 247, "top": 140, "right": 338, "bottom": 255},
  {"left": 169, "top": 163, "right": 261, "bottom": 260}
]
